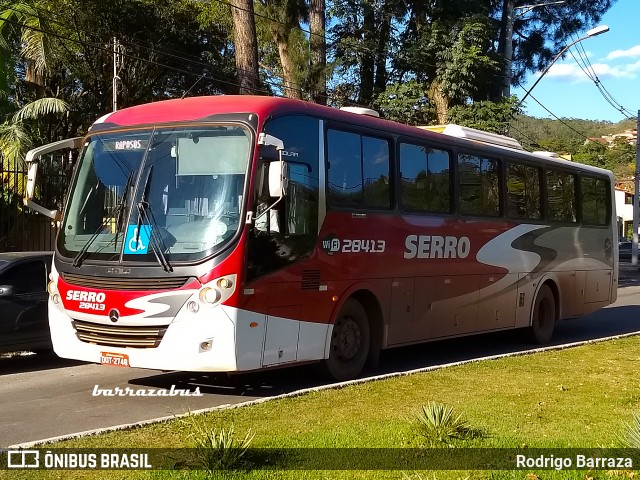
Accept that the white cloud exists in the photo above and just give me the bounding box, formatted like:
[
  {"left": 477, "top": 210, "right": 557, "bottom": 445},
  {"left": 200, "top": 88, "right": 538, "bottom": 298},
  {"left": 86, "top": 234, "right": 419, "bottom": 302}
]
[
  {"left": 606, "top": 45, "right": 640, "bottom": 60},
  {"left": 544, "top": 61, "right": 636, "bottom": 81},
  {"left": 545, "top": 63, "right": 582, "bottom": 79},
  {"left": 589, "top": 63, "right": 636, "bottom": 78}
]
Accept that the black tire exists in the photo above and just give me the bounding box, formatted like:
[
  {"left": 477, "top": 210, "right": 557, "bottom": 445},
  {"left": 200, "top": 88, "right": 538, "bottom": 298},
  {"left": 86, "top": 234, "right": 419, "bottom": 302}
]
[
  {"left": 322, "top": 299, "right": 370, "bottom": 381},
  {"left": 529, "top": 284, "right": 556, "bottom": 344}
]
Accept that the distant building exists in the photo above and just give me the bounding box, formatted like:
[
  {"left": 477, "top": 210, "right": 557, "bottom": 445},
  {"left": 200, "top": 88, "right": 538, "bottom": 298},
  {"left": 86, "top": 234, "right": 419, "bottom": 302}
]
[
  {"left": 616, "top": 187, "right": 634, "bottom": 239},
  {"left": 586, "top": 129, "right": 637, "bottom": 148}
]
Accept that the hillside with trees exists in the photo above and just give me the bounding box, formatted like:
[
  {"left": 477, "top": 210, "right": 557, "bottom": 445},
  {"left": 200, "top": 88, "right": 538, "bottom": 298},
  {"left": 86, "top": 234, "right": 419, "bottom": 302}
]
[{"left": 510, "top": 115, "right": 636, "bottom": 182}]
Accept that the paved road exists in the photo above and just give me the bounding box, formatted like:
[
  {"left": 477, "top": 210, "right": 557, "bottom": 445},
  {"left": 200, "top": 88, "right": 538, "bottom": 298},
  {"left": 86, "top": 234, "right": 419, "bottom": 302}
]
[{"left": 2, "top": 281, "right": 639, "bottom": 447}]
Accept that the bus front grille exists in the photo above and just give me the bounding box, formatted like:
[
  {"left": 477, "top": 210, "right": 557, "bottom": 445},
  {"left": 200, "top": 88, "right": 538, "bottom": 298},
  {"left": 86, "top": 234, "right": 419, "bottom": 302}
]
[
  {"left": 73, "top": 320, "right": 167, "bottom": 348},
  {"left": 61, "top": 273, "right": 193, "bottom": 291}
]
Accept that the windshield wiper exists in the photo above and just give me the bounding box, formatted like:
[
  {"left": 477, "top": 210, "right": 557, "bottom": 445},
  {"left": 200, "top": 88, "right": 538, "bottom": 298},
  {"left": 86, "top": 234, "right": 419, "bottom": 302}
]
[
  {"left": 135, "top": 166, "right": 173, "bottom": 272},
  {"left": 73, "top": 169, "right": 135, "bottom": 267}
]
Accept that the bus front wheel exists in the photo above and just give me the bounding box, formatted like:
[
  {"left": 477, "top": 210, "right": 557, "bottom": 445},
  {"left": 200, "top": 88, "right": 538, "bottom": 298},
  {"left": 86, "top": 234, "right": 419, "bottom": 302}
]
[
  {"left": 529, "top": 284, "right": 556, "bottom": 344},
  {"left": 323, "top": 299, "right": 370, "bottom": 381}
]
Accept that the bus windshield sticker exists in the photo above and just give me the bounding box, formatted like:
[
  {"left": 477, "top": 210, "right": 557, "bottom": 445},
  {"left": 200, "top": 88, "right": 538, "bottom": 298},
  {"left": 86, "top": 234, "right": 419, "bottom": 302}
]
[{"left": 124, "top": 225, "right": 152, "bottom": 254}]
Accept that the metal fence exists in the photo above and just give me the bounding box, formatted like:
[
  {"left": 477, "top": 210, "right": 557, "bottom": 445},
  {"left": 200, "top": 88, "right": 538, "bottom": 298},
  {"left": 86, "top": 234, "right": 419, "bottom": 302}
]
[{"left": 0, "top": 150, "right": 74, "bottom": 252}]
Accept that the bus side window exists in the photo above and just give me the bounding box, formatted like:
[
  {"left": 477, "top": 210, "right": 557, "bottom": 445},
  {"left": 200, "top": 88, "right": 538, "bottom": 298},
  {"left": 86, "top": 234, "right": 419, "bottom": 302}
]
[
  {"left": 458, "top": 153, "right": 501, "bottom": 217},
  {"left": 546, "top": 170, "right": 577, "bottom": 223},
  {"left": 507, "top": 163, "right": 541, "bottom": 220},
  {"left": 326, "top": 129, "right": 391, "bottom": 210},
  {"left": 581, "top": 176, "right": 609, "bottom": 226},
  {"left": 399, "top": 142, "right": 451, "bottom": 214}
]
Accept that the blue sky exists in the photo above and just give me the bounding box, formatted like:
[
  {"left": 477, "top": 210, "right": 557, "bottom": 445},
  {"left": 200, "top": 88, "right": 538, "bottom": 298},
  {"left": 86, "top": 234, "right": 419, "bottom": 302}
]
[{"left": 517, "top": 0, "right": 639, "bottom": 122}]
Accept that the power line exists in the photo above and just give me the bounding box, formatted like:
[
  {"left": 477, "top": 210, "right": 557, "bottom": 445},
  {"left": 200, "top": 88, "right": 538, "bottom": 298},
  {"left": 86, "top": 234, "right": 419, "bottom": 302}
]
[
  {"left": 520, "top": 88, "right": 591, "bottom": 141},
  {"left": 569, "top": 38, "right": 635, "bottom": 118},
  {"left": 537, "top": 7, "right": 635, "bottom": 119}
]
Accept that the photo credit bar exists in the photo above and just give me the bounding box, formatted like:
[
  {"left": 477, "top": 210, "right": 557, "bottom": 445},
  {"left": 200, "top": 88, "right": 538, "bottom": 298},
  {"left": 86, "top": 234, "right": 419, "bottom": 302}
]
[{"left": 1, "top": 448, "right": 639, "bottom": 470}]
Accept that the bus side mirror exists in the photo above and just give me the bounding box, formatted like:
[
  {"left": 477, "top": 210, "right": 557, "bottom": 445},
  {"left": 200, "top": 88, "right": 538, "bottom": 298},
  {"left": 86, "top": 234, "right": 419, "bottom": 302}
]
[
  {"left": 258, "top": 132, "right": 288, "bottom": 199},
  {"left": 268, "top": 158, "right": 288, "bottom": 198},
  {"left": 23, "top": 136, "right": 83, "bottom": 221}
]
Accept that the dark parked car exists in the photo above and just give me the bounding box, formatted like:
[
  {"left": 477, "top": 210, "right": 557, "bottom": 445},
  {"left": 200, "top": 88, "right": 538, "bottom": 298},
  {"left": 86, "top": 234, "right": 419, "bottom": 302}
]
[
  {"left": 619, "top": 241, "right": 632, "bottom": 262},
  {"left": 0, "top": 252, "right": 53, "bottom": 354}
]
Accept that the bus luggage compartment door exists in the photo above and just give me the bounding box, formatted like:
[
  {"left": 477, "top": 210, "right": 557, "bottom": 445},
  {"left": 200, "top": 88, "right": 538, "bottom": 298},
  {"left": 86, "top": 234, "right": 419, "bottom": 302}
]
[
  {"left": 387, "top": 278, "right": 417, "bottom": 345},
  {"left": 262, "top": 306, "right": 301, "bottom": 366},
  {"left": 584, "top": 269, "right": 613, "bottom": 304}
]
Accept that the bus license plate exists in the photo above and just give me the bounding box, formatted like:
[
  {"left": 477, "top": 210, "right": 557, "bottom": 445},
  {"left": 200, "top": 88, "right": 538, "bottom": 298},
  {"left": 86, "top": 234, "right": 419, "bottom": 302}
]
[{"left": 100, "top": 352, "right": 130, "bottom": 367}]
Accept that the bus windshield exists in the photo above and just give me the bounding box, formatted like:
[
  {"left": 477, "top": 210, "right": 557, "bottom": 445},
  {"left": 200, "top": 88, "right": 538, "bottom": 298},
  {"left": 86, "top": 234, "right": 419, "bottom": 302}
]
[{"left": 59, "top": 124, "right": 251, "bottom": 263}]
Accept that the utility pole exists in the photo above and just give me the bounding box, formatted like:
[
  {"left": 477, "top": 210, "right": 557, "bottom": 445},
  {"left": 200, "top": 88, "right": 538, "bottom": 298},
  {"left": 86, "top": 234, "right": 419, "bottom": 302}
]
[
  {"left": 501, "top": 0, "right": 515, "bottom": 98},
  {"left": 112, "top": 37, "right": 122, "bottom": 112},
  {"left": 502, "top": 1, "right": 565, "bottom": 98},
  {"left": 633, "top": 110, "right": 640, "bottom": 265}
]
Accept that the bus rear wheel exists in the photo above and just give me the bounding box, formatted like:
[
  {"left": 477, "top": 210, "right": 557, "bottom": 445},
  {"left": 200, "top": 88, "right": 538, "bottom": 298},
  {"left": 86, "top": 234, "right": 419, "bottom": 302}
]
[
  {"left": 529, "top": 284, "right": 556, "bottom": 344},
  {"left": 322, "top": 299, "right": 370, "bottom": 381}
]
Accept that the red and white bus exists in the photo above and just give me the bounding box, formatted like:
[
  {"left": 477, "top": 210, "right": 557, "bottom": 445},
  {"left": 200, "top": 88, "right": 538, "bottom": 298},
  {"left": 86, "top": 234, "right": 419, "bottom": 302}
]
[{"left": 25, "top": 96, "right": 617, "bottom": 380}]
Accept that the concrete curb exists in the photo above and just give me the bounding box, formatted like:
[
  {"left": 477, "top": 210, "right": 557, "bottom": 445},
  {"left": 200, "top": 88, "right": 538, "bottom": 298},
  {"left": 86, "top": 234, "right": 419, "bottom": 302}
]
[{"left": 11, "top": 330, "right": 640, "bottom": 449}]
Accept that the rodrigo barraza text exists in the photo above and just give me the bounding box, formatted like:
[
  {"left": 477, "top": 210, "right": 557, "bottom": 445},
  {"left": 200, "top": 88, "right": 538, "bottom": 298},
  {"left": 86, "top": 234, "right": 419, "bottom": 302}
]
[{"left": 516, "top": 454, "right": 633, "bottom": 470}]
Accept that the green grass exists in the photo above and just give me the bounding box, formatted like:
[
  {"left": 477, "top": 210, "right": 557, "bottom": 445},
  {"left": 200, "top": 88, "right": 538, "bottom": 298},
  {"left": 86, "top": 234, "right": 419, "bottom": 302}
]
[{"left": 7, "top": 336, "right": 640, "bottom": 479}]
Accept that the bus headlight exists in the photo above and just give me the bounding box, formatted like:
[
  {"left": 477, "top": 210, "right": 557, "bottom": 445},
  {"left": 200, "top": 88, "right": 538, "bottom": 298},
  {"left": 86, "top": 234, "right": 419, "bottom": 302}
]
[
  {"left": 52, "top": 294, "right": 60, "bottom": 304},
  {"left": 47, "top": 280, "right": 58, "bottom": 295},
  {"left": 200, "top": 287, "right": 221, "bottom": 304},
  {"left": 198, "top": 274, "right": 237, "bottom": 307}
]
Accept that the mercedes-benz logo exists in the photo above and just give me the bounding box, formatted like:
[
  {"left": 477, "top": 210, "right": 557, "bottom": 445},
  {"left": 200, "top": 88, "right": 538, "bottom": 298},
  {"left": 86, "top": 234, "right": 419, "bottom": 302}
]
[{"left": 108, "top": 309, "right": 120, "bottom": 323}]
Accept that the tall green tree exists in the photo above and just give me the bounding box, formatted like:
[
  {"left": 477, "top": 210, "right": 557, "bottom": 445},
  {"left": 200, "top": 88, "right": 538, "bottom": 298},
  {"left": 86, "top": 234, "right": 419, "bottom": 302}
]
[
  {"left": 330, "top": 0, "right": 615, "bottom": 122},
  {"left": 257, "top": 0, "right": 308, "bottom": 99},
  {"left": 393, "top": 13, "right": 499, "bottom": 122},
  {"left": 330, "top": 0, "right": 406, "bottom": 105}
]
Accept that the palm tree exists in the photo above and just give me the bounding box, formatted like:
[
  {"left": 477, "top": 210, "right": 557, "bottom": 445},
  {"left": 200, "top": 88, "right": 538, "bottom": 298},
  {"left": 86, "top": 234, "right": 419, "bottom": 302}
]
[{"left": 0, "top": 1, "right": 68, "bottom": 175}]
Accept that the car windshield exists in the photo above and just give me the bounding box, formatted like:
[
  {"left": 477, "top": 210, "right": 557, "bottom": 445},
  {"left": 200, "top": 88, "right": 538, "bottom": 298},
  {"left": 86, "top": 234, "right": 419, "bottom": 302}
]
[{"left": 58, "top": 125, "right": 251, "bottom": 263}]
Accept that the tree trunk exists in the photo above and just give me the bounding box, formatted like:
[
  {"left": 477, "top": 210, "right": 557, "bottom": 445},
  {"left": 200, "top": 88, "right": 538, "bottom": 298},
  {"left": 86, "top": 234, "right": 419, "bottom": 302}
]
[
  {"left": 373, "top": 4, "right": 393, "bottom": 97},
  {"left": 428, "top": 80, "right": 449, "bottom": 124},
  {"left": 275, "top": 32, "right": 303, "bottom": 99},
  {"left": 359, "top": 1, "right": 375, "bottom": 104},
  {"left": 230, "top": 0, "right": 260, "bottom": 94},
  {"left": 309, "top": 0, "right": 326, "bottom": 104}
]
